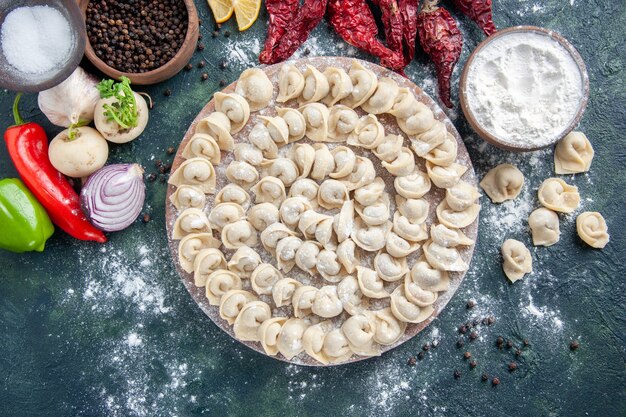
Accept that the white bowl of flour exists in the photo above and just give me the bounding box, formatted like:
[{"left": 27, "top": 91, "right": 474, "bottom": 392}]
[{"left": 460, "top": 26, "right": 589, "bottom": 152}]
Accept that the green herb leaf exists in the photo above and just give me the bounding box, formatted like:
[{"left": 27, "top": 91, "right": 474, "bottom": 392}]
[{"left": 96, "top": 76, "right": 138, "bottom": 130}]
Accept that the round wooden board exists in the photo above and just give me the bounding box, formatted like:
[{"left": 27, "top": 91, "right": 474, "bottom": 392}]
[{"left": 165, "top": 57, "right": 479, "bottom": 366}]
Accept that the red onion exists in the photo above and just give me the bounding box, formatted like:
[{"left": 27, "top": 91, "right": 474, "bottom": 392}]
[{"left": 80, "top": 163, "right": 146, "bottom": 232}]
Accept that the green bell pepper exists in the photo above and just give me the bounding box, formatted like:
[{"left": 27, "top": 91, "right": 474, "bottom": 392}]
[{"left": 0, "top": 178, "right": 54, "bottom": 253}]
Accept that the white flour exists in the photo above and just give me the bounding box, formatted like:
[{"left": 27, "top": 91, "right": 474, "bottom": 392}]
[{"left": 466, "top": 31, "right": 584, "bottom": 147}]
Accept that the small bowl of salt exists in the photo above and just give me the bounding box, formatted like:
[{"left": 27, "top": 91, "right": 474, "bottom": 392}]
[
  {"left": 0, "top": 0, "right": 86, "bottom": 92},
  {"left": 459, "top": 26, "right": 590, "bottom": 152}
]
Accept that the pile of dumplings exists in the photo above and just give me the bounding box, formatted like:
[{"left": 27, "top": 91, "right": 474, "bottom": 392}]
[{"left": 167, "top": 60, "right": 480, "bottom": 364}]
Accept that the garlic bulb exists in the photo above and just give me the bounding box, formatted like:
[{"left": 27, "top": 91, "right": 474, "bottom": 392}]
[{"left": 37, "top": 67, "right": 100, "bottom": 127}]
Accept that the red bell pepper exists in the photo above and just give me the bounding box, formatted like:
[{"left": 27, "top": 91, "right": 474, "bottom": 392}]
[{"left": 4, "top": 94, "right": 106, "bottom": 243}]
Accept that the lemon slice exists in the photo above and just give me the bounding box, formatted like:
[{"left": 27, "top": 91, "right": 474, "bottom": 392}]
[
  {"left": 233, "top": 0, "right": 261, "bottom": 31},
  {"left": 208, "top": 0, "right": 234, "bottom": 24}
]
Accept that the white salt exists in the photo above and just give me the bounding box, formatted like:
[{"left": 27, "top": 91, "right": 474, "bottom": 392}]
[{"left": 1, "top": 5, "right": 73, "bottom": 75}]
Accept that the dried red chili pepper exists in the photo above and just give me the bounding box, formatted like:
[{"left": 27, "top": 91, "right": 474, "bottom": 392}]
[
  {"left": 259, "top": 0, "right": 300, "bottom": 64},
  {"left": 399, "top": 0, "right": 419, "bottom": 63},
  {"left": 372, "top": 0, "right": 405, "bottom": 63},
  {"left": 417, "top": 0, "right": 463, "bottom": 107},
  {"left": 450, "top": 0, "right": 497, "bottom": 36},
  {"left": 262, "top": 0, "right": 328, "bottom": 65},
  {"left": 328, "top": 0, "right": 405, "bottom": 71}
]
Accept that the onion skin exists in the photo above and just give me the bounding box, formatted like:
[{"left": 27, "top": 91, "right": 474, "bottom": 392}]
[{"left": 80, "top": 164, "right": 146, "bottom": 232}]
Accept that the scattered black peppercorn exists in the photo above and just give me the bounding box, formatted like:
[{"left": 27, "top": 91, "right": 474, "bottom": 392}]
[
  {"left": 142, "top": 213, "right": 151, "bottom": 223},
  {"left": 469, "top": 331, "right": 478, "bottom": 341},
  {"left": 496, "top": 337, "right": 504, "bottom": 346},
  {"left": 211, "top": 30, "right": 219, "bottom": 38},
  {"left": 417, "top": 351, "right": 425, "bottom": 360},
  {"left": 454, "top": 370, "right": 461, "bottom": 379},
  {"left": 219, "top": 79, "right": 227, "bottom": 87},
  {"left": 302, "top": 47, "right": 310, "bottom": 56},
  {"left": 508, "top": 362, "right": 517, "bottom": 372},
  {"left": 224, "top": 29, "right": 231, "bottom": 37},
  {"left": 506, "top": 340, "right": 514, "bottom": 349},
  {"left": 159, "top": 175, "right": 167, "bottom": 183},
  {"left": 481, "top": 373, "right": 489, "bottom": 382},
  {"left": 458, "top": 325, "right": 468, "bottom": 334},
  {"left": 147, "top": 173, "right": 157, "bottom": 182},
  {"left": 407, "top": 356, "right": 417, "bottom": 366},
  {"left": 155, "top": 160, "right": 163, "bottom": 168},
  {"left": 198, "top": 33, "right": 203, "bottom": 40},
  {"left": 482, "top": 317, "right": 489, "bottom": 325},
  {"left": 197, "top": 42, "right": 205, "bottom": 51},
  {"left": 463, "top": 351, "right": 472, "bottom": 360},
  {"left": 492, "top": 377, "right": 500, "bottom": 386},
  {"left": 570, "top": 340, "right": 579, "bottom": 351},
  {"left": 487, "top": 316, "right": 496, "bottom": 325},
  {"left": 422, "top": 344, "right": 430, "bottom": 352},
  {"left": 472, "top": 318, "right": 480, "bottom": 327},
  {"left": 167, "top": 147, "right": 175, "bottom": 155},
  {"left": 469, "top": 360, "right": 477, "bottom": 369},
  {"left": 219, "top": 60, "right": 228, "bottom": 70},
  {"left": 163, "top": 89, "right": 171, "bottom": 97},
  {"left": 515, "top": 349, "right": 522, "bottom": 357},
  {"left": 198, "top": 60, "right": 205, "bottom": 68},
  {"left": 456, "top": 339, "right": 465, "bottom": 348},
  {"left": 523, "top": 339, "right": 530, "bottom": 347},
  {"left": 163, "top": 163, "right": 172, "bottom": 173},
  {"left": 185, "top": 63, "right": 193, "bottom": 71},
  {"left": 466, "top": 300, "right": 475, "bottom": 309},
  {"left": 201, "top": 73, "right": 208, "bottom": 81},
  {"left": 158, "top": 165, "right": 166, "bottom": 174}
]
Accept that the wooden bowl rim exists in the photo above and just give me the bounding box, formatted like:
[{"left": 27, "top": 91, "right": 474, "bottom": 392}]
[
  {"left": 79, "top": 0, "right": 198, "bottom": 85},
  {"left": 459, "top": 25, "right": 590, "bottom": 153}
]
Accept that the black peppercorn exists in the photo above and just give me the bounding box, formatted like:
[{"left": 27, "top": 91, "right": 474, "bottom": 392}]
[
  {"left": 224, "top": 30, "right": 231, "bottom": 37},
  {"left": 472, "top": 319, "right": 480, "bottom": 327},
  {"left": 167, "top": 147, "right": 175, "bottom": 155},
  {"left": 219, "top": 60, "right": 228, "bottom": 70},
  {"left": 506, "top": 340, "right": 513, "bottom": 349},
  {"left": 197, "top": 42, "right": 205, "bottom": 51},
  {"left": 469, "top": 360, "right": 477, "bottom": 369},
  {"left": 454, "top": 370, "right": 461, "bottom": 379},
  {"left": 155, "top": 160, "right": 163, "bottom": 168},
  {"left": 211, "top": 30, "right": 219, "bottom": 38},
  {"left": 185, "top": 63, "right": 193, "bottom": 71},
  {"left": 459, "top": 325, "right": 468, "bottom": 334},
  {"left": 456, "top": 339, "right": 465, "bottom": 348},
  {"left": 496, "top": 337, "right": 504, "bottom": 346},
  {"left": 422, "top": 344, "right": 430, "bottom": 352},
  {"left": 302, "top": 47, "right": 310, "bottom": 56},
  {"left": 201, "top": 73, "right": 208, "bottom": 81},
  {"left": 163, "top": 88, "right": 171, "bottom": 97},
  {"left": 508, "top": 362, "right": 517, "bottom": 372},
  {"left": 481, "top": 373, "right": 488, "bottom": 382},
  {"left": 417, "top": 352, "right": 425, "bottom": 360},
  {"left": 219, "top": 79, "right": 226, "bottom": 87},
  {"left": 463, "top": 351, "right": 471, "bottom": 360},
  {"left": 515, "top": 349, "right": 522, "bottom": 357},
  {"left": 487, "top": 316, "right": 496, "bottom": 325},
  {"left": 482, "top": 317, "right": 489, "bottom": 325},
  {"left": 407, "top": 356, "right": 417, "bottom": 366},
  {"left": 142, "top": 213, "right": 151, "bottom": 223},
  {"left": 198, "top": 60, "right": 205, "bottom": 68},
  {"left": 466, "top": 300, "right": 475, "bottom": 309},
  {"left": 570, "top": 340, "right": 579, "bottom": 351},
  {"left": 147, "top": 173, "right": 157, "bottom": 182},
  {"left": 523, "top": 339, "right": 530, "bottom": 347},
  {"left": 469, "top": 331, "right": 478, "bottom": 341},
  {"left": 492, "top": 377, "right": 500, "bottom": 386}
]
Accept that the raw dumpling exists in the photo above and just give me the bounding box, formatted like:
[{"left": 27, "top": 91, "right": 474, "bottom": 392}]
[
  {"left": 172, "top": 208, "right": 211, "bottom": 239},
  {"left": 329, "top": 146, "right": 356, "bottom": 179},
  {"left": 409, "top": 120, "right": 447, "bottom": 156},
  {"left": 342, "top": 61, "right": 377, "bottom": 108},
  {"left": 178, "top": 232, "right": 220, "bottom": 273},
  {"left": 182, "top": 133, "right": 221, "bottom": 164},
  {"left": 317, "top": 249, "right": 346, "bottom": 283},
  {"left": 235, "top": 68, "right": 273, "bottom": 111},
  {"left": 208, "top": 202, "right": 245, "bottom": 231},
  {"left": 576, "top": 212, "right": 609, "bottom": 249},
  {"left": 327, "top": 105, "right": 359, "bottom": 141},
  {"left": 193, "top": 249, "right": 227, "bottom": 287},
  {"left": 248, "top": 122, "right": 278, "bottom": 158},
  {"left": 337, "top": 275, "right": 366, "bottom": 315},
  {"left": 386, "top": 231, "right": 420, "bottom": 257},
  {"left": 538, "top": 178, "right": 580, "bottom": 213},
  {"left": 446, "top": 181, "right": 480, "bottom": 211},
  {"left": 295, "top": 241, "right": 322, "bottom": 275},
  {"left": 221, "top": 219, "right": 258, "bottom": 249},
  {"left": 382, "top": 147, "right": 415, "bottom": 177},
  {"left": 422, "top": 240, "right": 468, "bottom": 272},
  {"left": 528, "top": 208, "right": 560, "bottom": 247},
  {"left": 554, "top": 131, "right": 594, "bottom": 174},
  {"left": 292, "top": 285, "right": 319, "bottom": 318},
  {"left": 258, "top": 317, "right": 287, "bottom": 356},
  {"left": 361, "top": 77, "right": 399, "bottom": 114},
  {"left": 233, "top": 301, "right": 271, "bottom": 342},
  {"left": 426, "top": 161, "right": 467, "bottom": 189},
  {"left": 259, "top": 115, "right": 289, "bottom": 146},
  {"left": 374, "top": 251, "right": 408, "bottom": 282},
  {"left": 352, "top": 218, "right": 391, "bottom": 252},
  {"left": 479, "top": 164, "right": 524, "bottom": 203},
  {"left": 501, "top": 239, "right": 532, "bottom": 282},
  {"left": 277, "top": 64, "right": 304, "bottom": 103},
  {"left": 169, "top": 157, "right": 216, "bottom": 194},
  {"left": 355, "top": 194, "right": 390, "bottom": 226},
  {"left": 195, "top": 112, "right": 234, "bottom": 151},
  {"left": 250, "top": 263, "right": 283, "bottom": 295},
  {"left": 289, "top": 178, "right": 320, "bottom": 208},
  {"left": 409, "top": 257, "right": 449, "bottom": 292},
  {"left": 290, "top": 143, "right": 315, "bottom": 179},
  {"left": 393, "top": 212, "right": 428, "bottom": 242},
  {"left": 322, "top": 329, "right": 353, "bottom": 363},
  {"left": 394, "top": 170, "right": 431, "bottom": 199},
  {"left": 277, "top": 318, "right": 309, "bottom": 359},
  {"left": 251, "top": 176, "right": 287, "bottom": 207},
  {"left": 261, "top": 158, "right": 299, "bottom": 187},
  {"left": 370, "top": 308, "right": 407, "bottom": 345},
  {"left": 260, "top": 223, "right": 295, "bottom": 254},
  {"left": 214, "top": 92, "right": 250, "bottom": 134},
  {"left": 333, "top": 200, "right": 355, "bottom": 243},
  {"left": 356, "top": 266, "right": 389, "bottom": 299},
  {"left": 397, "top": 102, "right": 435, "bottom": 136},
  {"left": 403, "top": 276, "right": 438, "bottom": 307},
  {"left": 205, "top": 269, "right": 241, "bottom": 305},
  {"left": 342, "top": 314, "right": 380, "bottom": 356},
  {"left": 389, "top": 88, "right": 419, "bottom": 119},
  {"left": 277, "top": 107, "right": 307, "bottom": 143},
  {"left": 340, "top": 156, "right": 376, "bottom": 191},
  {"left": 374, "top": 134, "right": 404, "bottom": 163},
  {"left": 225, "top": 160, "right": 259, "bottom": 190},
  {"left": 396, "top": 196, "right": 429, "bottom": 224},
  {"left": 302, "top": 321, "right": 333, "bottom": 364},
  {"left": 272, "top": 278, "right": 303, "bottom": 307},
  {"left": 299, "top": 64, "right": 330, "bottom": 104},
  {"left": 280, "top": 196, "right": 313, "bottom": 229},
  {"left": 423, "top": 132, "right": 457, "bottom": 167},
  {"left": 227, "top": 246, "right": 262, "bottom": 278},
  {"left": 215, "top": 184, "right": 251, "bottom": 209},
  {"left": 430, "top": 224, "right": 474, "bottom": 247},
  {"left": 233, "top": 143, "right": 264, "bottom": 166},
  {"left": 318, "top": 179, "right": 350, "bottom": 209},
  {"left": 347, "top": 115, "right": 385, "bottom": 149},
  {"left": 298, "top": 210, "right": 332, "bottom": 239},
  {"left": 323, "top": 67, "right": 353, "bottom": 106},
  {"left": 169, "top": 184, "right": 206, "bottom": 211},
  {"left": 390, "top": 285, "right": 434, "bottom": 324},
  {"left": 354, "top": 177, "right": 385, "bottom": 206},
  {"left": 436, "top": 200, "right": 480, "bottom": 229},
  {"left": 310, "top": 144, "right": 335, "bottom": 181},
  {"left": 312, "top": 286, "right": 344, "bottom": 318},
  {"left": 336, "top": 239, "right": 359, "bottom": 274},
  {"left": 219, "top": 290, "right": 257, "bottom": 325},
  {"left": 275, "top": 236, "right": 303, "bottom": 273},
  {"left": 299, "top": 103, "right": 329, "bottom": 141}
]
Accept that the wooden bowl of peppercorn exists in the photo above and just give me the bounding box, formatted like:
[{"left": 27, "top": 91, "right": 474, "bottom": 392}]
[{"left": 79, "top": 0, "right": 199, "bottom": 85}]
